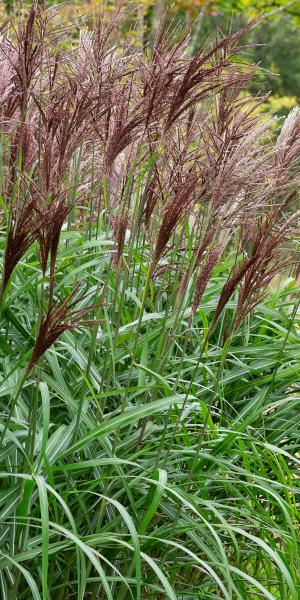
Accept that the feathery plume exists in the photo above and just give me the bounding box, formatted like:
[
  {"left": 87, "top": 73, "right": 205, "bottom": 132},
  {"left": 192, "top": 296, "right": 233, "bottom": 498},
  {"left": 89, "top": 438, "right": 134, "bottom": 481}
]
[
  {"left": 27, "top": 289, "right": 101, "bottom": 374},
  {"left": 192, "top": 245, "right": 222, "bottom": 315}
]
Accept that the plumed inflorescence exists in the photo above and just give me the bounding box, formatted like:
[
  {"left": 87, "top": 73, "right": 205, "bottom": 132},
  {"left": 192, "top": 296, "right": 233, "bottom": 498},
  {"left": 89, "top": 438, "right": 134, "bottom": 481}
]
[{"left": 0, "top": 1, "right": 299, "bottom": 369}]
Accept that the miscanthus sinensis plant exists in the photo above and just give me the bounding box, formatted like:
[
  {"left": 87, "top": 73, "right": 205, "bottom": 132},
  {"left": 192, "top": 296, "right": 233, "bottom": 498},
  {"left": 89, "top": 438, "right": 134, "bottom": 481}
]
[{"left": 0, "top": 2, "right": 300, "bottom": 599}]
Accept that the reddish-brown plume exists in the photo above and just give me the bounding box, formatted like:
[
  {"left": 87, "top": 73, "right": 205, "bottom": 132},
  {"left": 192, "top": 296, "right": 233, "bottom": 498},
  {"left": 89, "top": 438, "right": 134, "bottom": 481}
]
[
  {"left": 153, "top": 173, "right": 199, "bottom": 266},
  {"left": 0, "top": 2, "right": 299, "bottom": 351},
  {"left": 0, "top": 198, "right": 43, "bottom": 299},
  {"left": 192, "top": 245, "right": 222, "bottom": 315},
  {"left": 111, "top": 211, "right": 128, "bottom": 266},
  {"left": 27, "top": 289, "right": 101, "bottom": 374}
]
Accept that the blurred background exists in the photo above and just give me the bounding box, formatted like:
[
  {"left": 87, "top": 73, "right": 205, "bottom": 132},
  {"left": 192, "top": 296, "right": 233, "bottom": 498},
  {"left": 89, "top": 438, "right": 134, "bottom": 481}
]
[{"left": 2, "top": 0, "right": 299, "bottom": 118}]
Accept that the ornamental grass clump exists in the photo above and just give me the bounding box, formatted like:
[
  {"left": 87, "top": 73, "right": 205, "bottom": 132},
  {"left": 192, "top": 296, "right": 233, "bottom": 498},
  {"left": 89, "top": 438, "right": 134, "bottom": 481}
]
[{"left": 0, "top": 3, "right": 300, "bottom": 600}]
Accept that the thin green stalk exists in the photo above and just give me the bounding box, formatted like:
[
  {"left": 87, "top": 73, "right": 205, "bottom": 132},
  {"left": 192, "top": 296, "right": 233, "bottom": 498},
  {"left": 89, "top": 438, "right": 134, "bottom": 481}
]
[{"left": 0, "top": 367, "right": 28, "bottom": 450}]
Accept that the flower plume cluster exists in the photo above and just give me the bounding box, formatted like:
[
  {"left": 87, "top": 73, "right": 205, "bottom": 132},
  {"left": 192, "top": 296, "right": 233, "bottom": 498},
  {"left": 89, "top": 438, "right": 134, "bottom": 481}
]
[{"left": 0, "top": 2, "right": 299, "bottom": 369}]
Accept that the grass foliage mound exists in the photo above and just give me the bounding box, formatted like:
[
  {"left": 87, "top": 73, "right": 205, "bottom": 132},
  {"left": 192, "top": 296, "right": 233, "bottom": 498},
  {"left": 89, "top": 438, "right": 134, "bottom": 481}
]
[{"left": 0, "top": 3, "right": 299, "bottom": 599}]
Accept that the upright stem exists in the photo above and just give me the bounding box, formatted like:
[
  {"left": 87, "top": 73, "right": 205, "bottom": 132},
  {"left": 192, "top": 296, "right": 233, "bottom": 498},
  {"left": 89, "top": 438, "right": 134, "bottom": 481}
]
[{"left": 0, "top": 367, "right": 29, "bottom": 450}]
